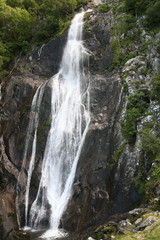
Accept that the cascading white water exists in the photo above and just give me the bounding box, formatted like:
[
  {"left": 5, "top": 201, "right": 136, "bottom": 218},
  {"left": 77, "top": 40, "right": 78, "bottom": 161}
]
[
  {"left": 16, "top": 82, "right": 47, "bottom": 228},
  {"left": 24, "top": 83, "right": 47, "bottom": 226},
  {"left": 20, "top": 10, "right": 90, "bottom": 239}
]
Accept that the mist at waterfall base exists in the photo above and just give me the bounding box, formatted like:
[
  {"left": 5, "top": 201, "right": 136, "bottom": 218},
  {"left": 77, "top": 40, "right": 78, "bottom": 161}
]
[{"left": 17, "top": 10, "right": 91, "bottom": 239}]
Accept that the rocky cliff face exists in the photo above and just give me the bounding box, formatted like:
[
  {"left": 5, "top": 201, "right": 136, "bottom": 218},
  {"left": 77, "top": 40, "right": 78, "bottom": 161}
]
[
  {"left": 0, "top": 1, "right": 160, "bottom": 239},
  {"left": 61, "top": 9, "right": 142, "bottom": 235},
  {"left": 0, "top": 32, "right": 66, "bottom": 238}
]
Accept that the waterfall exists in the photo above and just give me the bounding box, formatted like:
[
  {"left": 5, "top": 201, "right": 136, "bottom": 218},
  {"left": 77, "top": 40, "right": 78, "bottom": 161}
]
[
  {"left": 19, "top": 10, "right": 90, "bottom": 239},
  {"left": 16, "top": 82, "right": 47, "bottom": 228}
]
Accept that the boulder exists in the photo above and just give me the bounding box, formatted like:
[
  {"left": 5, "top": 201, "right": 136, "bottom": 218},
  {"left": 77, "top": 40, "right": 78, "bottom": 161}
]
[
  {"left": 134, "top": 217, "right": 143, "bottom": 227},
  {"left": 118, "top": 219, "right": 132, "bottom": 228},
  {"left": 136, "top": 216, "right": 157, "bottom": 230}
]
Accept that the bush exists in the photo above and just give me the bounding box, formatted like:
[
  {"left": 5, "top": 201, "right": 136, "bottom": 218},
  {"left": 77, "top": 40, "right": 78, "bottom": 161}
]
[
  {"left": 0, "top": 41, "right": 11, "bottom": 77},
  {"left": 124, "top": 0, "right": 160, "bottom": 28},
  {"left": 98, "top": 4, "right": 110, "bottom": 13},
  {"left": 152, "top": 70, "right": 160, "bottom": 103},
  {"left": 121, "top": 108, "right": 140, "bottom": 144},
  {"left": 108, "top": 12, "right": 140, "bottom": 71},
  {"left": 121, "top": 91, "right": 150, "bottom": 144},
  {"left": 0, "top": 0, "right": 90, "bottom": 78},
  {"left": 146, "top": 1, "right": 160, "bottom": 26},
  {"left": 141, "top": 129, "right": 160, "bottom": 161},
  {"left": 127, "top": 91, "right": 150, "bottom": 112},
  {"left": 135, "top": 127, "right": 160, "bottom": 201},
  {"left": 112, "top": 143, "right": 127, "bottom": 161}
]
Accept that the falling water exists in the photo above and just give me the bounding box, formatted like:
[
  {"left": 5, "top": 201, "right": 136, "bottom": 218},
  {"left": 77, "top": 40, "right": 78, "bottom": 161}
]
[
  {"left": 16, "top": 82, "right": 47, "bottom": 228},
  {"left": 20, "top": 10, "right": 90, "bottom": 239},
  {"left": 24, "top": 83, "right": 47, "bottom": 226}
]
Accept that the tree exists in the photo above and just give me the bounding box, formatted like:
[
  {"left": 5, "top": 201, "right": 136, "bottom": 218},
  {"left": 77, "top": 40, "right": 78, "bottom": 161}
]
[{"left": 0, "top": 0, "right": 90, "bottom": 78}]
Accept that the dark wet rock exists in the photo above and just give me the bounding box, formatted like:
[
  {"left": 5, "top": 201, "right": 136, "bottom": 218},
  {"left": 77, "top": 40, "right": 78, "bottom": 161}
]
[
  {"left": 61, "top": 11, "right": 141, "bottom": 234},
  {"left": 17, "top": 32, "right": 68, "bottom": 78},
  {"left": 0, "top": 192, "right": 18, "bottom": 239},
  {"left": 2, "top": 75, "right": 44, "bottom": 167},
  {"left": 0, "top": 73, "right": 49, "bottom": 237},
  {"left": 62, "top": 71, "right": 123, "bottom": 232},
  {"left": 84, "top": 12, "right": 112, "bottom": 73}
]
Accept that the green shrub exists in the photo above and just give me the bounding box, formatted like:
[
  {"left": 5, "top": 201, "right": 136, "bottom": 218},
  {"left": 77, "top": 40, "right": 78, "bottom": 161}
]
[
  {"left": 152, "top": 70, "right": 160, "bottom": 103},
  {"left": 127, "top": 91, "right": 150, "bottom": 113},
  {"left": 98, "top": 4, "right": 110, "bottom": 13},
  {"left": 121, "top": 91, "right": 150, "bottom": 144},
  {"left": 121, "top": 108, "right": 140, "bottom": 144},
  {"left": 141, "top": 129, "right": 160, "bottom": 161},
  {"left": 108, "top": 12, "right": 140, "bottom": 71},
  {"left": 0, "top": 41, "right": 11, "bottom": 77},
  {"left": 134, "top": 173, "right": 146, "bottom": 195},
  {"left": 124, "top": 0, "right": 160, "bottom": 28},
  {"left": 146, "top": 1, "right": 160, "bottom": 26},
  {"left": 96, "top": 231, "right": 104, "bottom": 240},
  {"left": 0, "top": 0, "right": 90, "bottom": 78},
  {"left": 112, "top": 142, "right": 127, "bottom": 161},
  {"left": 110, "top": 40, "right": 122, "bottom": 68},
  {"left": 135, "top": 127, "right": 160, "bottom": 201}
]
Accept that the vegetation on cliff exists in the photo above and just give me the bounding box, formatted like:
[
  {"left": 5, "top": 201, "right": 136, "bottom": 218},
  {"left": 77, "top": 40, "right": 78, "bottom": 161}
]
[
  {"left": 0, "top": 0, "right": 89, "bottom": 77},
  {"left": 124, "top": 0, "right": 160, "bottom": 27},
  {"left": 95, "top": 211, "right": 160, "bottom": 240},
  {"left": 96, "top": 0, "right": 160, "bottom": 232}
]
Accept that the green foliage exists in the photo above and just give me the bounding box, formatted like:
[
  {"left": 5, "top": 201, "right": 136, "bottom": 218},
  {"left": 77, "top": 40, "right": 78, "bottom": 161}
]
[
  {"left": 112, "top": 143, "right": 127, "bottom": 161},
  {"left": 124, "top": 0, "right": 160, "bottom": 27},
  {"left": 135, "top": 126, "right": 160, "bottom": 202},
  {"left": 146, "top": 161, "right": 160, "bottom": 195},
  {"left": 134, "top": 172, "right": 146, "bottom": 195},
  {"left": 121, "top": 108, "right": 140, "bottom": 144},
  {"left": 141, "top": 128, "right": 160, "bottom": 195},
  {"left": 121, "top": 91, "right": 150, "bottom": 144},
  {"left": 124, "top": 0, "right": 149, "bottom": 15},
  {"left": 76, "top": 0, "right": 89, "bottom": 8},
  {"left": 109, "top": 39, "right": 121, "bottom": 69},
  {"left": 0, "top": 41, "right": 10, "bottom": 77},
  {"left": 95, "top": 231, "right": 104, "bottom": 240},
  {"left": 127, "top": 90, "right": 150, "bottom": 112},
  {"left": 141, "top": 129, "right": 160, "bottom": 161},
  {"left": 146, "top": 1, "right": 160, "bottom": 26},
  {"left": 0, "top": 5, "right": 34, "bottom": 51},
  {"left": 114, "top": 219, "right": 160, "bottom": 239},
  {"left": 0, "top": 0, "right": 89, "bottom": 78},
  {"left": 108, "top": 12, "right": 140, "bottom": 71},
  {"left": 98, "top": 4, "right": 110, "bottom": 13},
  {"left": 152, "top": 69, "right": 160, "bottom": 103}
]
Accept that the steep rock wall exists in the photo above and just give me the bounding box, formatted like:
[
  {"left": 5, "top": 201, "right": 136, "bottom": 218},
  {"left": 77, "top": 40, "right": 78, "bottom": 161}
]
[
  {"left": 61, "top": 10, "right": 141, "bottom": 236},
  {"left": 0, "top": 32, "right": 67, "bottom": 238},
  {"left": 0, "top": 9, "right": 136, "bottom": 239}
]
